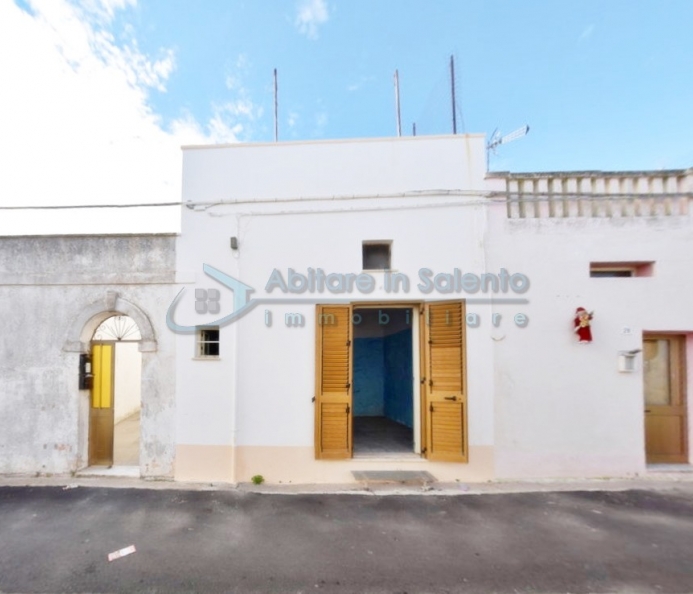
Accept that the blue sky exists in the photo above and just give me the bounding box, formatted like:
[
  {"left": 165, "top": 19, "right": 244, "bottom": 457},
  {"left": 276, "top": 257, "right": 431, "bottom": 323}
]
[
  {"left": 126, "top": 0, "right": 693, "bottom": 169},
  {"left": 1, "top": 0, "right": 692, "bottom": 233}
]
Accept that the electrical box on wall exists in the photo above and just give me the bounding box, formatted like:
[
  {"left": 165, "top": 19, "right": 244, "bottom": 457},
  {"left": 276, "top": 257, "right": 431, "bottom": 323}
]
[
  {"left": 79, "top": 353, "right": 93, "bottom": 390},
  {"left": 618, "top": 350, "right": 641, "bottom": 373}
]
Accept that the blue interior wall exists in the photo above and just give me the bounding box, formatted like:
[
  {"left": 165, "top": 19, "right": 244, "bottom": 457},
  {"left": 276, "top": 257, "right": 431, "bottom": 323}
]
[
  {"left": 353, "top": 337, "right": 384, "bottom": 416},
  {"left": 353, "top": 327, "right": 413, "bottom": 428},
  {"left": 384, "top": 328, "right": 413, "bottom": 428}
]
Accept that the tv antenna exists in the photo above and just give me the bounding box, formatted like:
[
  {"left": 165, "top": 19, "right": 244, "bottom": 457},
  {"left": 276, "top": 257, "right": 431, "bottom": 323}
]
[{"left": 486, "top": 124, "right": 530, "bottom": 169}]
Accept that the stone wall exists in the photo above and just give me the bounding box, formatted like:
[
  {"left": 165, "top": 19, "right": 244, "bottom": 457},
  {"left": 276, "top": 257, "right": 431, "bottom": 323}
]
[{"left": 0, "top": 234, "right": 177, "bottom": 477}]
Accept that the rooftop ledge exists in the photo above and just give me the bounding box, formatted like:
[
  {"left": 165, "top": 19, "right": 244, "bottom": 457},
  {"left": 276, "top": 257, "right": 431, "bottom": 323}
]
[
  {"left": 181, "top": 133, "right": 486, "bottom": 151},
  {"left": 488, "top": 168, "right": 692, "bottom": 179}
]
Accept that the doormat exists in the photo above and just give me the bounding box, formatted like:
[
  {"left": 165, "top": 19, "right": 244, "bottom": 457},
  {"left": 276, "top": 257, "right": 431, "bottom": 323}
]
[{"left": 352, "top": 470, "right": 436, "bottom": 484}]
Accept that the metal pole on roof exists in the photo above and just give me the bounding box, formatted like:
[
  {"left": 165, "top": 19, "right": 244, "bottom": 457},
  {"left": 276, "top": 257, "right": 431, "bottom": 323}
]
[
  {"left": 450, "top": 55, "right": 457, "bottom": 135},
  {"left": 394, "top": 70, "right": 402, "bottom": 137},
  {"left": 273, "top": 68, "right": 279, "bottom": 142}
]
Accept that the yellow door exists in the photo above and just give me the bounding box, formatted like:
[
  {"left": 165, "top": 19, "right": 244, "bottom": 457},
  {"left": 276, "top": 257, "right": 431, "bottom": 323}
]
[
  {"left": 89, "top": 343, "right": 115, "bottom": 466},
  {"left": 314, "top": 305, "right": 353, "bottom": 459},
  {"left": 644, "top": 335, "right": 688, "bottom": 463},
  {"left": 422, "top": 301, "right": 468, "bottom": 462}
]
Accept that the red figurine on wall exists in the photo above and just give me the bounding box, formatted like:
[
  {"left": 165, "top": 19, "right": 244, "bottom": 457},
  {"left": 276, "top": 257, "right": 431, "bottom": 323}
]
[{"left": 573, "top": 307, "right": 594, "bottom": 343}]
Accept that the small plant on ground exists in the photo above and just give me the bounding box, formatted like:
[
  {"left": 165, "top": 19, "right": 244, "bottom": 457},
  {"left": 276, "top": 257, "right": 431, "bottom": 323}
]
[{"left": 251, "top": 474, "right": 265, "bottom": 485}]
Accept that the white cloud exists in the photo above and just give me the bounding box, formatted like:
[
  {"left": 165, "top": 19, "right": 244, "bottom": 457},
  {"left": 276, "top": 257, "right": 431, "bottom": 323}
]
[
  {"left": 0, "top": 0, "right": 241, "bottom": 234},
  {"left": 579, "top": 23, "right": 595, "bottom": 41},
  {"left": 235, "top": 52, "right": 249, "bottom": 70},
  {"left": 76, "top": 0, "right": 136, "bottom": 22},
  {"left": 313, "top": 111, "right": 328, "bottom": 136},
  {"left": 295, "top": 0, "right": 328, "bottom": 39},
  {"left": 222, "top": 54, "right": 263, "bottom": 134},
  {"left": 287, "top": 111, "right": 299, "bottom": 128},
  {"left": 226, "top": 53, "right": 250, "bottom": 91},
  {"left": 347, "top": 75, "right": 374, "bottom": 92},
  {"left": 169, "top": 111, "right": 240, "bottom": 146},
  {"left": 225, "top": 74, "right": 240, "bottom": 90}
]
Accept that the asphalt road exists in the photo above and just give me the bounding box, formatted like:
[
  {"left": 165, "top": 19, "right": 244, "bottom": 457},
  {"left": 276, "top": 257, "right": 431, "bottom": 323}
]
[{"left": 1, "top": 486, "right": 693, "bottom": 593}]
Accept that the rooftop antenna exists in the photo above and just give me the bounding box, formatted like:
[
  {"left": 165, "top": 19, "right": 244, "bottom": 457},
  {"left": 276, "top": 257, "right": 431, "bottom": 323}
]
[
  {"left": 394, "top": 69, "right": 402, "bottom": 137},
  {"left": 273, "top": 68, "right": 278, "bottom": 142},
  {"left": 486, "top": 124, "right": 530, "bottom": 170},
  {"left": 450, "top": 55, "right": 457, "bottom": 134}
]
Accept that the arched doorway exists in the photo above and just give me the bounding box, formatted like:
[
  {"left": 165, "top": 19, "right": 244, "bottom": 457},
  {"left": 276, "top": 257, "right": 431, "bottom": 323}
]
[
  {"left": 64, "top": 291, "right": 166, "bottom": 477},
  {"left": 89, "top": 315, "right": 142, "bottom": 467}
]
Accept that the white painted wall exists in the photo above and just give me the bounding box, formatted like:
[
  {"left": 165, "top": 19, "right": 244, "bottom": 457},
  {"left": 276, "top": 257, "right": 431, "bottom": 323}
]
[
  {"left": 175, "top": 135, "right": 494, "bottom": 464},
  {"left": 182, "top": 134, "right": 487, "bottom": 204},
  {"left": 486, "top": 198, "right": 693, "bottom": 478},
  {"left": 177, "top": 134, "right": 693, "bottom": 483}
]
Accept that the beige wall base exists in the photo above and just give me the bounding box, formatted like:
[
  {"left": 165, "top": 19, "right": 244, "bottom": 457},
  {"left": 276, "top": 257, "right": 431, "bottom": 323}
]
[
  {"left": 175, "top": 444, "right": 234, "bottom": 483},
  {"left": 174, "top": 445, "right": 494, "bottom": 484},
  {"left": 233, "top": 445, "right": 494, "bottom": 484}
]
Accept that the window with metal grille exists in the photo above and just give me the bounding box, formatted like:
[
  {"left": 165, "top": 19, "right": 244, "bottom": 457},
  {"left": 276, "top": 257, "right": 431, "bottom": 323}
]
[{"left": 197, "top": 327, "right": 220, "bottom": 358}]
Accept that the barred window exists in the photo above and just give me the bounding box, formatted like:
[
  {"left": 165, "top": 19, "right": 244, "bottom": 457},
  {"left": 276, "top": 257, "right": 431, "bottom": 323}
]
[{"left": 197, "top": 327, "right": 220, "bottom": 358}]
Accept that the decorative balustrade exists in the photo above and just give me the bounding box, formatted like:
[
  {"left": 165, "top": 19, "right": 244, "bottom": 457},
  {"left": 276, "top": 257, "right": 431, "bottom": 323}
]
[{"left": 493, "top": 171, "right": 692, "bottom": 219}]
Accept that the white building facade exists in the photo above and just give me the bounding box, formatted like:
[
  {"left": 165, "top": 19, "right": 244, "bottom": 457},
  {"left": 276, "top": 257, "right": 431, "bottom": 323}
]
[
  {"left": 1, "top": 135, "right": 690, "bottom": 484},
  {"left": 172, "top": 135, "right": 693, "bottom": 484}
]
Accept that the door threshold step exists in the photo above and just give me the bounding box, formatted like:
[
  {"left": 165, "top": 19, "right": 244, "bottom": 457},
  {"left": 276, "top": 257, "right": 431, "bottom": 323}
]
[
  {"left": 352, "top": 470, "right": 436, "bottom": 485},
  {"left": 646, "top": 464, "right": 693, "bottom": 473},
  {"left": 76, "top": 466, "right": 140, "bottom": 478},
  {"left": 352, "top": 452, "right": 421, "bottom": 460}
]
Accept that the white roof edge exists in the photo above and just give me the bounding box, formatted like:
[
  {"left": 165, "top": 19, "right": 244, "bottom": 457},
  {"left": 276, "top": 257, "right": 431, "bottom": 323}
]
[
  {"left": 181, "top": 133, "right": 486, "bottom": 151},
  {"left": 0, "top": 232, "right": 180, "bottom": 239}
]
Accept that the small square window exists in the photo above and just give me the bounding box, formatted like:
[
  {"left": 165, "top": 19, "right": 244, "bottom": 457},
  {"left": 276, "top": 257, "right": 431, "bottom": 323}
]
[
  {"left": 363, "top": 241, "right": 391, "bottom": 270},
  {"left": 590, "top": 262, "right": 654, "bottom": 278},
  {"left": 197, "top": 327, "right": 220, "bottom": 357}
]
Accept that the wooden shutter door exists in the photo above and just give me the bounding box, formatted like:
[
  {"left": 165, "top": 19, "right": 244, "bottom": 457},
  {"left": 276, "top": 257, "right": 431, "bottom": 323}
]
[
  {"left": 315, "top": 305, "right": 353, "bottom": 459},
  {"left": 422, "top": 301, "right": 468, "bottom": 462}
]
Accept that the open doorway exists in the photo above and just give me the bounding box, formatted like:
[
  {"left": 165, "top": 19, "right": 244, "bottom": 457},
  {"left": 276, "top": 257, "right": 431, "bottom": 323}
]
[
  {"left": 315, "top": 301, "right": 466, "bottom": 461},
  {"left": 352, "top": 307, "right": 416, "bottom": 455},
  {"left": 89, "top": 316, "right": 142, "bottom": 467}
]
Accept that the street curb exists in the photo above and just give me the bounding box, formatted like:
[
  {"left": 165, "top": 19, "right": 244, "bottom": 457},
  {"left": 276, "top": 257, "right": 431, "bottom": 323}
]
[{"left": 2, "top": 472, "right": 693, "bottom": 496}]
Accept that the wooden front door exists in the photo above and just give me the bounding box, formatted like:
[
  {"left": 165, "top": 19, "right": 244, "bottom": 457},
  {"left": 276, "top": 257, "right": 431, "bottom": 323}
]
[
  {"left": 421, "top": 301, "right": 468, "bottom": 462},
  {"left": 89, "top": 343, "right": 115, "bottom": 466},
  {"left": 644, "top": 335, "right": 688, "bottom": 464},
  {"left": 314, "top": 305, "right": 353, "bottom": 459}
]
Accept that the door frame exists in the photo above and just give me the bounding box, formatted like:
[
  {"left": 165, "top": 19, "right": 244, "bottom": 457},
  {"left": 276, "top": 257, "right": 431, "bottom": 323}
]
[
  {"left": 314, "top": 299, "right": 469, "bottom": 462},
  {"left": 643, "top": 333, "right": 688, "bottom": 464}
]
